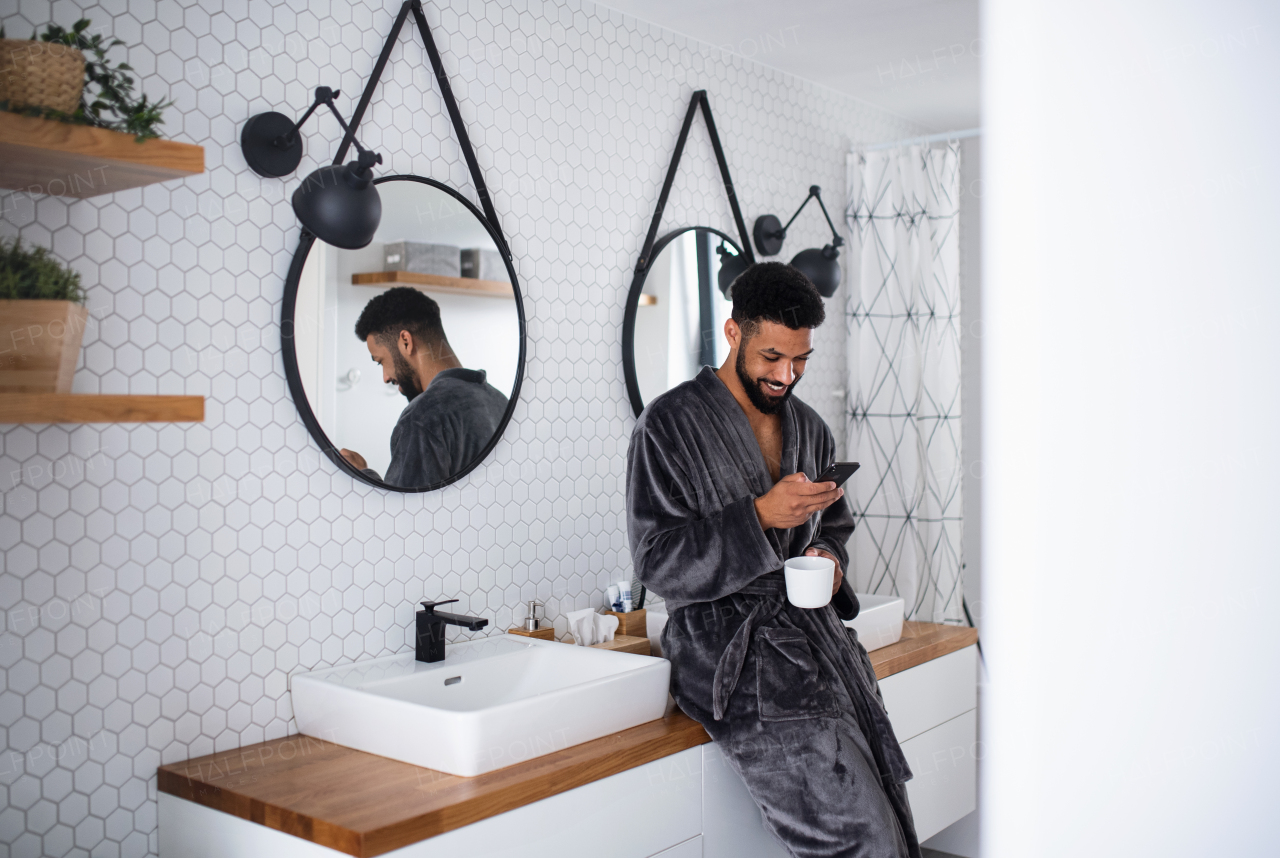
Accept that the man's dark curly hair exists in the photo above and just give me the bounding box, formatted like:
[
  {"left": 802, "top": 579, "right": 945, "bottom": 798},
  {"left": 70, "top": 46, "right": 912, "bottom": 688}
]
[
  {"left": 354, "top": 286, "right": 448, "bottom": 346},
  {"left": 729, "top": 262, "right": 825, "bottom": 339}
]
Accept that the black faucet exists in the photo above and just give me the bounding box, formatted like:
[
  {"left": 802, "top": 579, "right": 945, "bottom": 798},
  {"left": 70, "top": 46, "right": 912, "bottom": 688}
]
[{"left": 416, "top": 599, "right": 489, "bottom": 663}]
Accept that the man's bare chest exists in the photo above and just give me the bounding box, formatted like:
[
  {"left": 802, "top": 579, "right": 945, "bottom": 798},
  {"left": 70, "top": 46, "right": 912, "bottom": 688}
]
[{"left": 752, "top": 423, "right": 784, "bottom": 483}]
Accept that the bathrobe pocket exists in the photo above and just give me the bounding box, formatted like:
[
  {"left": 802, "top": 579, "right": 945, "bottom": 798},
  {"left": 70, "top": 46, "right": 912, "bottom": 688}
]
[{"left": 755, "top": 626, "right": 838, "bottom": 722}]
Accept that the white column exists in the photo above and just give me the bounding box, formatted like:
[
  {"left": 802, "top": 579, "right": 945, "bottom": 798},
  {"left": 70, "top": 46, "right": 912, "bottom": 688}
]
[{"left": 983, "top": 1, "right": 1280, "bottom": 856}]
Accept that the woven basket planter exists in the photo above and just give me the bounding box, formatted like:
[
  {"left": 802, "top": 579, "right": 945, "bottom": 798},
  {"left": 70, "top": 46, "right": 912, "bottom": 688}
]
[
  {"left": 0, "top": 300, "right": 89, "bottom": 393},
  {"left": 0, "top": 39, "right": 85, "bottom": 114}
]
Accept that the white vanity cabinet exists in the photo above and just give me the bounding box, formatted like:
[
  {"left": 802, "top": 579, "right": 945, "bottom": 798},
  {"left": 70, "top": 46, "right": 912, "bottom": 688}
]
[
  {"left": 161, "top": 747, "right": 706, "bottom": 858},
  {"left": 700, "top": 643, "right": 980, "bottom": 855},
  {"left": 878, "top": 645, "right": 979, "bottom": 841}
]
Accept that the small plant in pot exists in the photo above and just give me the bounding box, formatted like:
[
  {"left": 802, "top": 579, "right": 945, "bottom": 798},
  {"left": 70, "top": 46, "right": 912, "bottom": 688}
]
[
  {"left": 0, "top": 238, "right": 89, "bottom": 394},
  {"left": 0, "top": 18, "right": 171, "bottom": 140}
]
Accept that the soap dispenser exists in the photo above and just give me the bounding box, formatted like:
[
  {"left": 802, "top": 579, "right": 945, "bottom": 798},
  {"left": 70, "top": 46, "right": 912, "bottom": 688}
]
[
  {"left": 508, "top": 600, "right": 554, "bottom": 640},
  {"left": 523, "top": 599, "right": 544, "bottom": 631}
]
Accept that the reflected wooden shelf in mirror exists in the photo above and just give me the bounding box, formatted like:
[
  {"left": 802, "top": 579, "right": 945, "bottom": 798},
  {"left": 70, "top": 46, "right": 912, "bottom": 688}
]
[{"left": 352, "top": 270, "right": 513, "bottom": 299}]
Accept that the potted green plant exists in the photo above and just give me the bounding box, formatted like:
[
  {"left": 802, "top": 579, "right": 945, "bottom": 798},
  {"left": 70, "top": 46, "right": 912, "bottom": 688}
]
[
  {"left": 0, "top": 238, "right": 88, "bottom": 393},
  {"left": 0, "top": 18, "right": 171, "bottom": 140}
]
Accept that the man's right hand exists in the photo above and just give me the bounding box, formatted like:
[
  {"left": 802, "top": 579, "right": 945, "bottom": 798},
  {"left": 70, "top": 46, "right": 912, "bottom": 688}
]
[
  {"left": 340, "top": 448, "right": 367, "bottom": 470},
  {"left": 754, "top": 472, "right": 843, "bottom": 531}
]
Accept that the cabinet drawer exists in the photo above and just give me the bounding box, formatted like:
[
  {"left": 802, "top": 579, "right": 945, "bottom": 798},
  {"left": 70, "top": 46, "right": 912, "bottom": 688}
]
[
  {"left": 405, "top": 745, "right": 703, "bottom": 857},
  {"left": 702, "top": 743, "right": 790, "bottom": 858},
  {"left": 877, "top": 645, "right": 977, "bottom": 742},
  {"left": 899, "top": 710, "right": 978, "bottom": 841},
  {"left": 160, "top": 747, "right": 703, "bottom": 858}
]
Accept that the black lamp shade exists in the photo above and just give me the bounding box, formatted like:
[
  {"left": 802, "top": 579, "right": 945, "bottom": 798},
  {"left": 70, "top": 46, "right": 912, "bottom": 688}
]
[
  {"left": 292, "top": 163, "right": 382, "bottom": 249},
  {"left": 717, "top": 250, "right": 750, "bottom": 297},
  {"left": 790, "top": 246, "right": 842, "bottom": 298}
]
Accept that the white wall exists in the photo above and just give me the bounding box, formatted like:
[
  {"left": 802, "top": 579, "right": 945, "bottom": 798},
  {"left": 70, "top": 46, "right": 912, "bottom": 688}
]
[
  {"left": 0, "top": 1, "right": 921, "bottom": 854},
  {"left": 984, "top": 1, "right": 1280, "bottom": 856}
]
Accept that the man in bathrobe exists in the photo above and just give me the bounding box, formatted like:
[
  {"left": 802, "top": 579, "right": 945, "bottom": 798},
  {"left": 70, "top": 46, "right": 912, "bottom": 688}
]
[{"left": 627, "top": 262, "right": 919, "bottom": 858}]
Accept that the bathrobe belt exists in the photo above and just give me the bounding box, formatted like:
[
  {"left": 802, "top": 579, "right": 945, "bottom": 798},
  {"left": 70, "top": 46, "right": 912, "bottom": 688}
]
[
  {"left": 708, "top": 571, "right": 915, "bottom": 787},
  {"left": 711, "top": 572, "right": 788, "bottom": 721}
]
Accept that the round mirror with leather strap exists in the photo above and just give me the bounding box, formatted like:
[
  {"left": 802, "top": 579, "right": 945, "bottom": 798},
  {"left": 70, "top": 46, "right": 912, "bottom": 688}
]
[
  {"left": 622, "top": 226, "right": 745, "bottom": 416},
  {"left": 282, "top": 174, "right": 526, "bottom": 492}
]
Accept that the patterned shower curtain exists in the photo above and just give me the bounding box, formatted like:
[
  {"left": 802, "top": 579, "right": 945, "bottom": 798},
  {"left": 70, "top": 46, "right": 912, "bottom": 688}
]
[{"left": 845, "top": 144, "right": 964, "bottom": 624}]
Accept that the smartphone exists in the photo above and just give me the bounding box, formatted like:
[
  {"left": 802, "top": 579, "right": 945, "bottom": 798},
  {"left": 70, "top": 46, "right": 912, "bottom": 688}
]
[{"left": 815, "top": 461, "right": 860, "bottom": 488}]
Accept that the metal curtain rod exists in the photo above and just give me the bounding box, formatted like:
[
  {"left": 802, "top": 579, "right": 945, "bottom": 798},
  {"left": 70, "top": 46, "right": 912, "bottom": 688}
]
[{"left": 859, "top": 127, "right": 981, "bottom": 152}]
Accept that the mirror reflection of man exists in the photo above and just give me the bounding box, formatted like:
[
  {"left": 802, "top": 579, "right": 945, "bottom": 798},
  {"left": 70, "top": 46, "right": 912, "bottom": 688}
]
[{"left": 340, "top": 287, "right": 509, "bottom": 488}]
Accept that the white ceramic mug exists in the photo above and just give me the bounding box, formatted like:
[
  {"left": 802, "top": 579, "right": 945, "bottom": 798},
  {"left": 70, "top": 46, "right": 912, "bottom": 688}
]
[{"left": 784, "top": 555, "right": 835, "bottom": 609}]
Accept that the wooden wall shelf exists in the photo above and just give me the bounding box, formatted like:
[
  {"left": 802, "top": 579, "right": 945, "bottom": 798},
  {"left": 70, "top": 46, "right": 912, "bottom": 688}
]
[
  {"left": 0, "top": 114, "right": 205, "bottom": 198},
  {"left": 352, "top": 270, "right": 513, "bottom": 298},
  {"left": 0, "top": 394, "right": 204, "bottom": 423}
]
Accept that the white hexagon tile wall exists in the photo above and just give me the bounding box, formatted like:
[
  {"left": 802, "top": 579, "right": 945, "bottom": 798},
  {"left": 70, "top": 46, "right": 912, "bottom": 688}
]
[{"left": 0, "top": 0, "right": 922, "bottom": 854}]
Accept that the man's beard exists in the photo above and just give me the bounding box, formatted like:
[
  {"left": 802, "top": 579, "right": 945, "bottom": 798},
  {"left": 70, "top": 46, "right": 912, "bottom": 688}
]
[
  {"left": 735, "top": 346, "right": 798, "bottom": 415},
  {"left": 391, "top": 352, "right": 423, "bottom": 402}
]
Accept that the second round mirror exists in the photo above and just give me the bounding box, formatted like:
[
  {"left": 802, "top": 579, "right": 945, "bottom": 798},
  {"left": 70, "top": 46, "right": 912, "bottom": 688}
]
[{"left": 623, "top": 227, "right": 744, "bottom": 414}]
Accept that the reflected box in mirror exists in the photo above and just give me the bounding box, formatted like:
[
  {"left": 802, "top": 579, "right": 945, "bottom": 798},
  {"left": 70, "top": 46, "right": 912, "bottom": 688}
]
[
  {"left": 383, "top": 241, "right": 461, "bottom": 277},
  {"left": 460, "top": 248, "right": 504, "bottom": 280}
]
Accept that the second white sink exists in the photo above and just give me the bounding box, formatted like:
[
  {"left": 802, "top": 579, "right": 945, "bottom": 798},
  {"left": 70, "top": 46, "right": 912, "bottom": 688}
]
[
  {"left": 291, "top": 634, "right": 670, "bottom": 777},
  {"left": 844, "top": 593, "right": 906, "bottom": 651}
]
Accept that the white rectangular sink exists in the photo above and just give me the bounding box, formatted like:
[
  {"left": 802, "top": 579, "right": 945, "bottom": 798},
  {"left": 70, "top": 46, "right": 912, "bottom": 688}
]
[
  {"left": 290, "top": 634, "right": 670, "bottom": 777},
  {"left": 844, "top": 594, "right": 906, "bottom": 651}
]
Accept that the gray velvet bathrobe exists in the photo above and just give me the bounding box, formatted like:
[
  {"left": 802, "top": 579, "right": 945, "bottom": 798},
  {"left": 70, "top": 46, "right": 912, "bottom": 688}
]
[{"left": 627, "top": 368, "right": 919, "bottom": 858}]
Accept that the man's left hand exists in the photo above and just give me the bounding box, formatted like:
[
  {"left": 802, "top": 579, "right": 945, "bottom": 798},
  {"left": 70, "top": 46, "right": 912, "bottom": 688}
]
[
  {"left": 804, "top": 547, "right": 843, "bottom": 595},
  {"left": 340, "top": 448, "right": 368, "bottom": 470}
]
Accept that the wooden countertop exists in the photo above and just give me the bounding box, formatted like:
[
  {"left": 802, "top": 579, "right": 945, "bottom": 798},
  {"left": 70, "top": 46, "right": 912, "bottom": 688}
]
[
  {"left": 159, "top": 701, "right": 707, "bottom": 857},
  {"left": 871, "top": 621, "right": 979, "bottom": 679},
  {"left": 158, "top": 621, "right": 976, "bottom": 856}
]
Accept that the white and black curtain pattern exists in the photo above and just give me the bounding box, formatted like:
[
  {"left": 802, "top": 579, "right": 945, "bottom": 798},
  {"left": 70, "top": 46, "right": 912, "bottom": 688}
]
[{"left": 845, "top": 144, "right": 964, "bottom": 624}]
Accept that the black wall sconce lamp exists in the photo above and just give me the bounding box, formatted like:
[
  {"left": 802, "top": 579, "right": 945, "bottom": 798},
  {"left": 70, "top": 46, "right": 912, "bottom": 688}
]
[
  {"left": 752, "top": 185, "right": 844, "bottom": 297},
  {"left": 240, "top": 86, "right": 384, "bottom": 249},
  {"left": 716, "top": 242, "right": 749, "bottom": 297}
]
